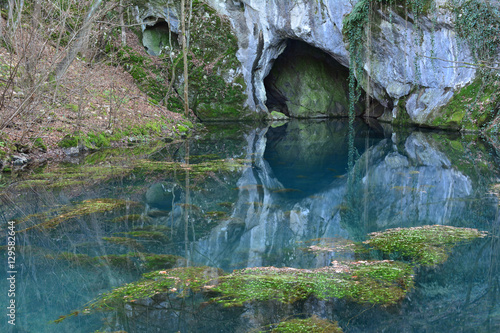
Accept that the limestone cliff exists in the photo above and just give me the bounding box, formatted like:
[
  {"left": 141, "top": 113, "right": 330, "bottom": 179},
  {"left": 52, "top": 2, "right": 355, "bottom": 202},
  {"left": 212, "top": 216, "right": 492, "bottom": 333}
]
[{"left": 138, "top": 0, "right": 499, "bottom": 128}]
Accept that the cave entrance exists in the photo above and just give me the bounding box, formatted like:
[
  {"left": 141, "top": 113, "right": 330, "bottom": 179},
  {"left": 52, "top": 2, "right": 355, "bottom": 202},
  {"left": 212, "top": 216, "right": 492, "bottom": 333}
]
[
  {"left": 264, "top": 39, "right": 366, "bottom": 118},
  {"left": 142, "top": 18, "right": 179, "bottom": 56}
]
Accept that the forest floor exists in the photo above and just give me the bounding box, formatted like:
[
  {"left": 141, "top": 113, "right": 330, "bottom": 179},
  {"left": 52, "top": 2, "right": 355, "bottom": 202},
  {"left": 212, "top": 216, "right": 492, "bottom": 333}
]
[{"left": 0, "top": 29, "right": 194, "bottom": 171}]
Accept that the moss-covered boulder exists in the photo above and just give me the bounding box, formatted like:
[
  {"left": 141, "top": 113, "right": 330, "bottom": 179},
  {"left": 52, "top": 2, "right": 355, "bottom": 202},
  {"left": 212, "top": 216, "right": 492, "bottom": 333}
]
[
  {"left": 430, "top": 76, "right": 500, "bottom": 132},
  {"left": 365, "top": 225, "right": 488, "bottom": 266},
  {"left": 145, "top": 182, "right": 179, "bottom": 210}
]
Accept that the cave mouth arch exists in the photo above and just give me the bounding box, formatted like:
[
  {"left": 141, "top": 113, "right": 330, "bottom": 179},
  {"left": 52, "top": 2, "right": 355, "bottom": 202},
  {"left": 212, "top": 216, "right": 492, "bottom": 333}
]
[
  {"left": 142, "top": 18, "right": 179, "bottom": 56},
  {"left": 264, "top": 39, "right": 384, "bottom": 118}
]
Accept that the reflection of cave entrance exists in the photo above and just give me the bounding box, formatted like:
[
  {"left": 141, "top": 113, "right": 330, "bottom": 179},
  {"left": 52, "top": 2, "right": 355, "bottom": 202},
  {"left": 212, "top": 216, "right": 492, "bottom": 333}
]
[
  {"left": 142, "top": 18, "right": 179, "bottom": 56},
  {"left": 263, "top": 120, "right": 388, "bottom": 199},
  {"left": 264, "top": 39, "right": 365, "bottom": 118}
]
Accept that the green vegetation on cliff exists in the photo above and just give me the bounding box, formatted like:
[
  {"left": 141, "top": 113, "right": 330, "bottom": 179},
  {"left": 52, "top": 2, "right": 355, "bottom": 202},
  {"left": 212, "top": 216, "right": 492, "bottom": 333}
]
[
  {"left": 119, "top": 0, "right": 251, "bottom": 120},
  {"left": 343, "top": 0, "right": 500, "bottom": 131}
]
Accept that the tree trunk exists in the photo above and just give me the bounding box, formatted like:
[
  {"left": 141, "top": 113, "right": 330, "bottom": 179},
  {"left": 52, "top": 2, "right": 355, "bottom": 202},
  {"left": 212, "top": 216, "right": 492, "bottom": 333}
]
[
  {"left": 32, "top": 0, "right": 41, "bottom": 28},
  {"left": 119, "top": 0, "right": 126, "bottom": 46},
  {"left": 54, "top": 0, "right": 103, "bottom": 80},
  {"left": 180, "top": 0, "right": 189, "bottom": 116},
  {"left": 7, "top": 0, "right": 14, "bottom": 28}
]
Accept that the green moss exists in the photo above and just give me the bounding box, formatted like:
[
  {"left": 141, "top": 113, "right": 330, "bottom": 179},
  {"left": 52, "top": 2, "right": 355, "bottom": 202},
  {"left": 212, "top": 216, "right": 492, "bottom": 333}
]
[
  {"left": 102, "top": 237, "right": 145, "bottom": 251},
  {"left": 66, "top": 261, "right": 411, "bottom": 319},
  {"left": 364, "top": 225, "right": 488, "bottom": 266},
  {"left": 217, "top": 202, "right": 234, "bottom": 209},
  {"left": 393, "top": 97, "right": 413, "bottom": 127},
  {"left": 116, "top": 230, "right": 168, "bottom": 242},
  {"left": 84, "top": 266, "right": 223, "bottom": 312},
  {"left": 269, "top": 111, "right": 289, "bottom": 120},
  {"left": 213, "top": 261, "right": 414, "bottom": 307},
  {"left": 269, "top": 316, "right": 343, "bottom": 333},
  {"left": 432, "top": 73, "right": 500, "bottom": 132},
  {"left": 16, "top": 164, "right": 132, "bottom": 190},
  {"left": 58, "top": 134, "right": 79, "bottom": 148},
  {"left": 111, "top": 214, "right": 151, "bottom": 224},
  {"left": 59, "top": 225, "right": 489, "bottom": 324},
  {"left": 132, "top": 158, "right": 246, "bottom": 178},
  {"left": 204, "top": 211, "right": 228, "bottom": 220},
  {"left": 142, "top": 254, "right": 181, "bottom": 270},
  {"left": 13, "top": 151, "right": 244, "bottom": 195},
  {"left": 31, "top": 137, "right": 47, "bottom": 152},
  {"left": 177, "top": 124, "right": 188, "bottom": 133},
  {"left": 18, "top": 198, "right": 138, "bottom": 232},
  {"left": 57, "top": 120, "right": 180, "bottom": 151},
  {"left": 122, "top": 1, "right": 251, "bottom": 119},
  {"left": 51, "top": 252, "right": 98, "bottom": 266},
  {"left": 15, "top": 179, "right": 52, "bottom": 189}
]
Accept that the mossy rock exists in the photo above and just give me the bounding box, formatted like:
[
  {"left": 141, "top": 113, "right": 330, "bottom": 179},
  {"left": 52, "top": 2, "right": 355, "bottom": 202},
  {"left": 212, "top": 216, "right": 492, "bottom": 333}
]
[
  {"left": 116, "top": 230, "right": 169, "bottom": 242},
  {"left": 18, "top": 199, "right": 140, "bottom": 232},
  {"left": 142, "top": 254, "right": 182, "bottom": 270},
  {"left": 213, "top": 261, "right": 414, "bottom": 307},
  {"left": 83, "top": 266, "right": 224, "bottom": 312},
  {"left": 431, "top": 76, "right": 500, "bottom": 132},
  {"left": 58, "top": 226, "right": 488, "bottom": 323},
  {"left": 125, "top": 1, "right": 251, "bottom": 118},
  {"left": 364, "top": 225, "right": 488, "bottom": 266},
  {"left": 268, "top": 111, "right": 289, "bottom": 120},
  {"left": 58, "top": 134, "right": 79, "bottom": 148},
  {"left": 269, "top": 316, "right": 343, "bottom": 333},
  {"left": 102, "top": 236, "right": 145, "bottom": 251}
]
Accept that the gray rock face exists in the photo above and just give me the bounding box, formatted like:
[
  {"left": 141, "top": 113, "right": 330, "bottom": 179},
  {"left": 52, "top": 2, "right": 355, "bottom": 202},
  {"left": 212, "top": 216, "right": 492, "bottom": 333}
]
[
  {"left": 139, "top": 0, "right": 497, "bottom": 124},
  {"left": 201, "top": 0, "right": 478, "bottom": 124}
]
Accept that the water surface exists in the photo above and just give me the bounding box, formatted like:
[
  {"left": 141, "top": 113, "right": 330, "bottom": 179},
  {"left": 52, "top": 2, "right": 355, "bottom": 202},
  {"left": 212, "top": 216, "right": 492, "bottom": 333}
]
[{"left": 1, "top": 120, "right": 499, "bottom": 332}]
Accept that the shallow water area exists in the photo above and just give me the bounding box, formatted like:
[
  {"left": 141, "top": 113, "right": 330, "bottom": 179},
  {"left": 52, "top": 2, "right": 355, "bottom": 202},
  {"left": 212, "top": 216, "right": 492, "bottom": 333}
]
[{"left": 1, "top": 119, "right": 500, "bottom": 332}]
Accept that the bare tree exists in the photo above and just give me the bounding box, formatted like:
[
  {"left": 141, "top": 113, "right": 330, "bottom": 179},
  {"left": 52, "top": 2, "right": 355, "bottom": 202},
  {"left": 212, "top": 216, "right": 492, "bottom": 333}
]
[
  {"left": 180, "top": 0, "right": 189, "bottom": 116},
  {"left": 54, "top": 0, "right": 103, "bottom": 80},
  {"left": 119, "top": 0, "right": 127, "bottom": 46}
]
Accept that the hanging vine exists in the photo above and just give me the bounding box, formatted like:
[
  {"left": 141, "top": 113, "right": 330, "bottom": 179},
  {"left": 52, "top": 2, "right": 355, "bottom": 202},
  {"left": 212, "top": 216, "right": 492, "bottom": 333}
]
[
  {"left": 343, "top": 0, "right": 432, "bottom": 173},
  {"left": 453, "top": 0, "right": 500, "bottom": 64}
]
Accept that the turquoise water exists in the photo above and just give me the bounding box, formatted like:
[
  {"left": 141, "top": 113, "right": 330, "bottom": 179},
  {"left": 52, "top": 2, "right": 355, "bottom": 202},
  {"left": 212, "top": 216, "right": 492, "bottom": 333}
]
[{"left": 1, "top": 119, "right": 499, "bottom": 332}]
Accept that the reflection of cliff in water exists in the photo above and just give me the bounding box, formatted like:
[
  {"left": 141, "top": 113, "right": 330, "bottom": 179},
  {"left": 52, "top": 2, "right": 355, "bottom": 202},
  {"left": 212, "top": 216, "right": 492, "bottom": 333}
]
[
  {"left": 192, "top": 121, "right": 492, "bottom": 270},
  {"left": 118, "top": 121, "right": 500, "bottom": 333}
]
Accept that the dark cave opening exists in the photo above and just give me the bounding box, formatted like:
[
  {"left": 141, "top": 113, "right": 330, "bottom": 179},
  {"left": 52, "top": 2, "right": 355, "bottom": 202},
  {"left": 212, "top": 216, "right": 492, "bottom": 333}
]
[
  {"left": 264, "top": 39, "right": 385, "bottom": 118},
  {"left": 142, "top": 18, "right": 179, "bottom": 56}
]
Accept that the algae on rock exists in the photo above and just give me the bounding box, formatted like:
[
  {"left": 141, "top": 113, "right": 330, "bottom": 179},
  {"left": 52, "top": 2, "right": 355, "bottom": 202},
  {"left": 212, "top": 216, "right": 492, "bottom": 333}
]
[{"left": 365, "top": 225, "right": 488, "bottom": 266}]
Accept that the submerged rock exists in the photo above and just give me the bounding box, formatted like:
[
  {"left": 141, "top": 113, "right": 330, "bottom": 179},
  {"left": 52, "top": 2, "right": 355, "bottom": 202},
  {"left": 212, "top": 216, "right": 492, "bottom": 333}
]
[
  {"left": 364, "top": 225, "right": 488, "bottom": 266},
  {"left": 145, "top": 182, "right": 179, "bottom": 210}
]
